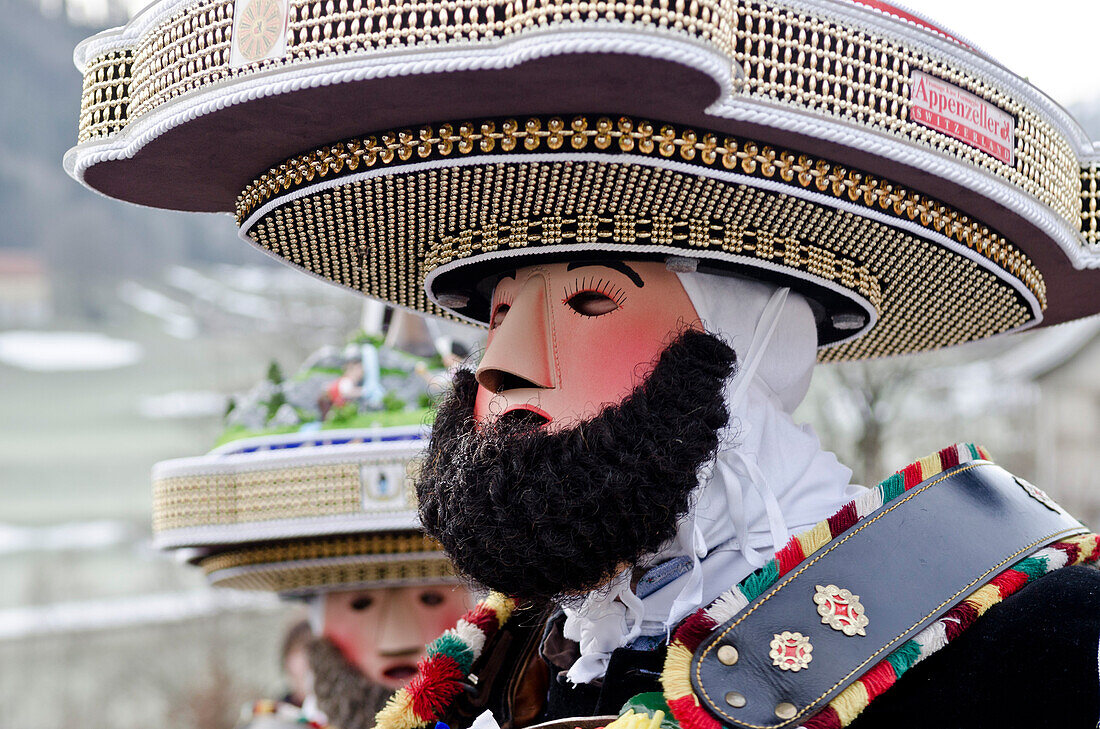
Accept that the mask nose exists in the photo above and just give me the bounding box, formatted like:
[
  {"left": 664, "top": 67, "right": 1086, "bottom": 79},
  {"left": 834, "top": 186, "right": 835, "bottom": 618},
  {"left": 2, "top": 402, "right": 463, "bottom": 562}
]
[
  {"left": 476, "top": 273, "right": 556, "bottom": 393},
  {"left": 376, "top": 591, "right": 423, "bottom": 657}
]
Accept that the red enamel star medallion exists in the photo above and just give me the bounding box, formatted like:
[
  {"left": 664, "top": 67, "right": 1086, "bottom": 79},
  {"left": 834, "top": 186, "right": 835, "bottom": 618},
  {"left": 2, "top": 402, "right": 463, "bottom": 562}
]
[
  {"left": 769, "top": 631, "right": 813, "bottom": 671},
  {"left": 813, "top": 584, "right": 870, "bottom": 637}
]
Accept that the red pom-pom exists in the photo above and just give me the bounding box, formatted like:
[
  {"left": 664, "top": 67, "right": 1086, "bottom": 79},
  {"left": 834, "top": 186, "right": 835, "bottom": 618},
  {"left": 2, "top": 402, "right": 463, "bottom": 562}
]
[
  {"left": 463, "top": 604, "right": 498, "bottom": 633},
  {"left": 941, "top": 601, "right": 978, "bottom": 641},
  {"left": 674, "top": 610, "right": 717, "bottom": 651},
  {"left": 827, "top": 502, "right": 859, "bottom": 537},
  {"left": 1051, "top": 540, "right": 1081, "bottom": 566},
  {"left": 408, "top": 654, "right": 465, "bottom": 721},
  {"left": 938, "top": 445, "right": 960, "bottom": 470}
]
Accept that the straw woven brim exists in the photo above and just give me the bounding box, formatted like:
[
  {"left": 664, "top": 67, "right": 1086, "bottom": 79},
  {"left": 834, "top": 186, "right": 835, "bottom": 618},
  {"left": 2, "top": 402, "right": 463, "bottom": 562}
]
[{"left": 68, "top": 0, "right": 1100, "bottom": 357}]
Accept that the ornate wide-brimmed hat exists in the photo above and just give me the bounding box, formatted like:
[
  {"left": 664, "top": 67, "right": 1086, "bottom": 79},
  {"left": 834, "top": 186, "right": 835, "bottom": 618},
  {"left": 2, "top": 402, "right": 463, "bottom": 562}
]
[
  {"left": 67, "top": 0, "right": 1099, "bottom": 360},
  {"left": 153, "top": 426, "right": 457, "bottom": 595},
  {"left": 152, "top": 324, "right": 468, "bottom": 595}
]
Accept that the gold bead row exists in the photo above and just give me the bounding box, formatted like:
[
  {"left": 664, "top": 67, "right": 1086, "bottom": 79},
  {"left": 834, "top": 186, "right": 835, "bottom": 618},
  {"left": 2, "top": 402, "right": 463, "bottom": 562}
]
[
  {"left": 153, "top": 458, "right": 412, "bottom": 531},
  {"left": 432, "top": 214, "right": 884, "bottom": 310},
  {"left": 199, "top": 531, "right": 445, "bottom": 573},
  {"left": 1083, "top": 162, "right": 1100, "bottom": 247}
]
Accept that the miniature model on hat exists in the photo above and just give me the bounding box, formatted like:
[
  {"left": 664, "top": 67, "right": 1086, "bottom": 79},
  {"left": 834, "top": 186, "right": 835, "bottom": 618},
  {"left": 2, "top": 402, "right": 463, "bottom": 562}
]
[
  {"left": 70, "top": 1, "right": 1100, "bottom": 727},
  {"left": 153, "top": 329, "right": 476, "bottom": 729}
]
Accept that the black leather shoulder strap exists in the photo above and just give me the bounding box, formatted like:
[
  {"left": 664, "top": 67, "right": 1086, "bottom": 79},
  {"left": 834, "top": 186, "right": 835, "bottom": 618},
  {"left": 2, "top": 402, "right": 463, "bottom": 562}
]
[{"left": 691, "top": 462, "right": 1086, "bottom": 729}]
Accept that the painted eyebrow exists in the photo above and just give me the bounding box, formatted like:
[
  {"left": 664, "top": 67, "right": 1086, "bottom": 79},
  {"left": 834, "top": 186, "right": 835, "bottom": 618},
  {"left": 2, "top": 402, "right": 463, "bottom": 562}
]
[{"left": 565, "top": 261, "right": 645, "bottom": 288}]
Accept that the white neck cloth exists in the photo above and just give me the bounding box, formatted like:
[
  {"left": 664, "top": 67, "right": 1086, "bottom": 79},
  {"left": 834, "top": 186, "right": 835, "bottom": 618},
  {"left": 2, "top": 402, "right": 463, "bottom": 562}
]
[{"left": 562, "top": 272, "right": 863, "bottom": 684}]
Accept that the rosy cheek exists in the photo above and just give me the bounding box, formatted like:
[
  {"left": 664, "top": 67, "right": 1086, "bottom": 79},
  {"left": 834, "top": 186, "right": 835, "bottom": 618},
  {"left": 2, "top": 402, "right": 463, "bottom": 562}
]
[{"left": 557, "top": 314, "right": 669, "bottom": 402}]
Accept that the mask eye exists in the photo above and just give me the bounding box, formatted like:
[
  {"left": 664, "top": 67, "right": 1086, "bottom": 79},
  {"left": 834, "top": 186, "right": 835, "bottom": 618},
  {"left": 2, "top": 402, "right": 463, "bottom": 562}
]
[
  {"left": 489, "top": 303, "right": 510, "bottom": 329},
  {"left": 350, "top": 595, "right": 374, "bottom": 611},
  {"left": 418, "top": 591, "right": 445, "bottom": 607},
  {"left": 565, "top": 291, "right": 620, "bottom": 317}
]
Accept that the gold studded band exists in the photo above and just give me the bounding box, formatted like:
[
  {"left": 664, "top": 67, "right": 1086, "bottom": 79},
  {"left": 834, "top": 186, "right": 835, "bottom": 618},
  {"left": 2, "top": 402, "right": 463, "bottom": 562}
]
[
  {"left": 237, "top": 115, "right": 1043, "bottom": 310},
  {"left": 199, "top": 531, "right": 446, "bottom": 573},
  {"left": 152, "top": 456, "right": 416, "bottom": 535},
  {"left": 240, "top": 114, "right": 1044, "bottom": 361},
  {"left": 1083, "top": 161, "right": 1100, "bottom": 247},
  {"left": 433, "top": 215, "right": 884, "bottom": 313}
]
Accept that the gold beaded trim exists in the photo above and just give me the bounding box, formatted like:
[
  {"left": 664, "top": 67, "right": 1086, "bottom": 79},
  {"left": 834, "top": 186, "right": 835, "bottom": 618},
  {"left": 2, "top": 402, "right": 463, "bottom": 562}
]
[
  {"left": 1083, "top": 161, "right": 1100, "bottom": 247},
  {"left": 77, "top": 0, "right": 1081, "bottom": 232},
  {"left": 237, "top": 114, "right": 1044, "bottom": 310},
  {"left": 77, "top": 49, "right": 132, "bottom": 143},
  {"left": 435, "top": 215, "right": 883, "bottom": 311},
  {"left": 245, "top": 151, "right": 1038, "bottom": 361},
  {"left": 152, "top": 458, "right": 414, "bottom": 532},
  {"left": 199, "top": 531, "right": 445, "bottom": 573},
  {"left": 204, "top": 554, "right": 456, "bottom": 592}
]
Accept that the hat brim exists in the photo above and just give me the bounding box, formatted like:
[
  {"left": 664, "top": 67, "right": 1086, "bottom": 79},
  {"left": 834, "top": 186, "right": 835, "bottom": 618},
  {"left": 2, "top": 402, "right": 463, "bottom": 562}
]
[{"left": 68, "top": 0, "right": 1100, "bottom": 356}]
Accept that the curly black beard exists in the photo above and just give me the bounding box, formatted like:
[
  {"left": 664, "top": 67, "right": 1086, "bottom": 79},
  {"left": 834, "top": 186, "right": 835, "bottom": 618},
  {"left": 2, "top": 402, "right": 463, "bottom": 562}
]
[
  {"left": 417, "top": 329, "right": 737, "bottom": 603},
  {"left": 309, "top": 638, "right": 394, "bottom": 729}
]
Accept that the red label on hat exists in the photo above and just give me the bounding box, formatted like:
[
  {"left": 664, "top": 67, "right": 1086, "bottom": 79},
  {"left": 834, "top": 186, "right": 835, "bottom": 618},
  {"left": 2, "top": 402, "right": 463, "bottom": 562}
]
[{"left": 909, "top": 71, "right": 1015, "bottom": 166}]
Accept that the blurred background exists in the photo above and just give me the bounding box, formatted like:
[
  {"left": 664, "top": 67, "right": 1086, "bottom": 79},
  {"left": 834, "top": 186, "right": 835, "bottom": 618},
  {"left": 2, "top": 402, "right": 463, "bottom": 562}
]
[{"left": 0, "top": 0, "right": 1097, "bottom": 727}]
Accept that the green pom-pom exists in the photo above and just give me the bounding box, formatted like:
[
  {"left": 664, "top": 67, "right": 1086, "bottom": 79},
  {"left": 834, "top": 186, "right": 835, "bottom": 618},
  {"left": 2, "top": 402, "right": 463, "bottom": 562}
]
[{"left": 427, "top": 633, "right": 474, "bottom": 673}]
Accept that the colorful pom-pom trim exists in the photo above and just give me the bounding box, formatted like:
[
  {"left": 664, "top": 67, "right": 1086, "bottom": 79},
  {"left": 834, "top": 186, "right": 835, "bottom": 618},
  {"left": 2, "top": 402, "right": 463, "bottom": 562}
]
[
  {"left": 374, "top": 593, "right": 517, "bottom": 729},
  {"left": 661, "top": 443, "right": 1100, "bottom": 729}
]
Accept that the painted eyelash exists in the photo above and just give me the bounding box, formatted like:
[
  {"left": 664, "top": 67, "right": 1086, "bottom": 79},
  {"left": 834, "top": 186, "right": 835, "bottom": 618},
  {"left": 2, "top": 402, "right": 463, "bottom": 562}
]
[
  {"left": 489, "top": 290, "right": 514, "bottom": 327},
  {"left": 561, "top": 277, "right": 627, "bottom": 308},
  {"left": 492, "top": 290, "right": 514, "bottom": 309}
]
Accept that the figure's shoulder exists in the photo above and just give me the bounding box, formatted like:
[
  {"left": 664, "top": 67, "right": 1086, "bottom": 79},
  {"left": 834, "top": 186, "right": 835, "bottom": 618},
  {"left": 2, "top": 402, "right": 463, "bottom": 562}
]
[{"left": 851, "top": 566, "right": 1100, "bottom": 728}]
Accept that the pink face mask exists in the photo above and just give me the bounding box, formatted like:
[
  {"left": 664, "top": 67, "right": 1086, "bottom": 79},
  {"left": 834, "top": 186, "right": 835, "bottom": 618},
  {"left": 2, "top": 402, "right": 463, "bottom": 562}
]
[
  {"left": 321, "top": 584, "right": 472, "bottom": 690},
  {"left": 475, "top": 261, "right": 699, "bottom": 427}
]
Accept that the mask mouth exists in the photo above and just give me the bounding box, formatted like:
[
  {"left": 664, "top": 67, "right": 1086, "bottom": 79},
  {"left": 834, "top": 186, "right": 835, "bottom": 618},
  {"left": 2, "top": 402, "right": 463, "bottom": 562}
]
[
  {"left": 381, "top": 664, "right": 418, "bottom": 683},
  {"left": 498, "top": 405, "right": 552, "bottom": 430}
]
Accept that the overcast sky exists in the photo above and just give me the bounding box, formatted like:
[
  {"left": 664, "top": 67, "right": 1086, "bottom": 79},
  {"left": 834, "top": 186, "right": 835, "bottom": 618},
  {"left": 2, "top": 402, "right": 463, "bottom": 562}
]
[{"left": 84, "top": 0, "right": 1099, "bottom": 110}]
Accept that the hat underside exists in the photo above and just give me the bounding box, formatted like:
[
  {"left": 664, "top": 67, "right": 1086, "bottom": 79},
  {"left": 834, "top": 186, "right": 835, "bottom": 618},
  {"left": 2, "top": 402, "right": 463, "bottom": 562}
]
[
  {"left": 199, "top": 532, "right": 457, "bottom": 594},
  {"left": 239, "top": 114, "right": 1043, "bottom": 361}
]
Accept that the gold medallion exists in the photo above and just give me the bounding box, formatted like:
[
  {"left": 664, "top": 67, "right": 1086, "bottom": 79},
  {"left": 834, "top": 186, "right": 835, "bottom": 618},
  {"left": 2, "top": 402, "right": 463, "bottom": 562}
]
[
  {"left": 769, "top": 631, "right": 813, "bottom": 671},
  {"left": 813, "top": 584, "right": 869, "bottom": 637}
]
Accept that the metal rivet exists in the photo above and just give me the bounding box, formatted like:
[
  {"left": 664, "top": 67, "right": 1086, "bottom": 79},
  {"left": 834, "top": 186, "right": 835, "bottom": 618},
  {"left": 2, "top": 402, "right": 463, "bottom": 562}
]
[
  {"left": 436, "top": 292, "right": 470, "bottom": 308},
  {"left": 665, "top": 255, "right": 698, "bottom": 273},
  {"left": 717, "top": 644, "right": 739, "bottom": 665},
  {"left": 724, "top": 691, "right": 746, "bottom": 708},
  {"left": 775, "top": 702, "right": 797, "bottom": 720},
  {"left": 831, "top": 312, "right": 866, "bottom": 330}
]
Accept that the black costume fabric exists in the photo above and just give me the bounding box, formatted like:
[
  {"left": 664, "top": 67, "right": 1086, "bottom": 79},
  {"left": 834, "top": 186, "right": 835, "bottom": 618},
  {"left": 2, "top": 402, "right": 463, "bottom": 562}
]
[{"left": 530, "top": 568, "right": 1100, "bottom": 727}]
